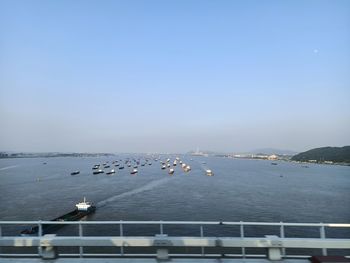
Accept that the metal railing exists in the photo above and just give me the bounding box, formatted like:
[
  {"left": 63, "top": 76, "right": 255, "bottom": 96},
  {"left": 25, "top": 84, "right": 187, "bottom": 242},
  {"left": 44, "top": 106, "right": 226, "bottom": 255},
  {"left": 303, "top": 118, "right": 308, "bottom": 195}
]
[{"left": 0, "top": 221, "right": 349, "bottom": 259}]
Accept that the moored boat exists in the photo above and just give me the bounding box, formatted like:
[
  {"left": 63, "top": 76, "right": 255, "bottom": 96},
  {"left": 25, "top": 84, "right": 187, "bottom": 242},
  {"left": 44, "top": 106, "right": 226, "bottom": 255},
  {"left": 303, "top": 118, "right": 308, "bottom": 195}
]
[
  {"left": 206, "top": 169, "right": 214, "bottom": 176},
  {"left": 93, "top": 169, "right": 104, "bottom": 175},
  {"left": 130, "top": 169, "right": 138, "bottom": 175},
  {"left": 106, "top": 169, "right": 115, "bottom": 175},
  {"left": 168, "top": 168, "right": 174, "bottom": 175},
  {"left": 92, "top": 165, "right": 100, "bottom": 170},
  {"left": 184, "top": 165, "right": 191, "bottom": 172},
  {"left": 70, "top": 171, "right": 80, "bottom": 176}
]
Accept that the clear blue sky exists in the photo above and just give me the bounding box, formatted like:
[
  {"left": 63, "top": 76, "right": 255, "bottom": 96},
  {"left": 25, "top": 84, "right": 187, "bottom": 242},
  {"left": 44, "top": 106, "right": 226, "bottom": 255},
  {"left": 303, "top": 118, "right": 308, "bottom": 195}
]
[{"left": 0, "top": 0, "right": 349, "bottom": 153}]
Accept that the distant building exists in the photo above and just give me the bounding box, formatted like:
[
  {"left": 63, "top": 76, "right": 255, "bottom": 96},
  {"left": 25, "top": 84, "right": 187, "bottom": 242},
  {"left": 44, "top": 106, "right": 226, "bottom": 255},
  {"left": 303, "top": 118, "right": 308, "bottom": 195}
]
[{"left": 268, "top": 154, "right": 278, "bottom": 160}]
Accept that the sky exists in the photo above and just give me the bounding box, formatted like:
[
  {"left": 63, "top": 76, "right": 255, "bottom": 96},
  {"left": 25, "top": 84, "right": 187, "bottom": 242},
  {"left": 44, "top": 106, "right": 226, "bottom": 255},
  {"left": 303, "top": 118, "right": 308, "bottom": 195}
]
[{"left": 0, "top": 0, "right": 349, "bottom": 153}]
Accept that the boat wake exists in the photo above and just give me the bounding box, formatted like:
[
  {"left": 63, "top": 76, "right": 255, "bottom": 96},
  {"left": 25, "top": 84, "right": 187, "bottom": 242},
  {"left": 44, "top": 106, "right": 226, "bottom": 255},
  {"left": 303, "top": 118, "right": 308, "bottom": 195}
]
[
  {"left": 97, "top": 177, "right": 173, "bottom": 208},
  {"left": 0, "top": 165, "right": 19, "bottom": 171}
]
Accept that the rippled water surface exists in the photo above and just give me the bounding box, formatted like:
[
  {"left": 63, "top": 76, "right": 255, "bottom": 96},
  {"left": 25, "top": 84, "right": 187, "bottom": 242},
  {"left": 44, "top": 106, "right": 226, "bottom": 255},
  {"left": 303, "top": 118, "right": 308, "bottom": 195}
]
[{"left": 1, "top": 155, "right": 349, "bottom": 224}]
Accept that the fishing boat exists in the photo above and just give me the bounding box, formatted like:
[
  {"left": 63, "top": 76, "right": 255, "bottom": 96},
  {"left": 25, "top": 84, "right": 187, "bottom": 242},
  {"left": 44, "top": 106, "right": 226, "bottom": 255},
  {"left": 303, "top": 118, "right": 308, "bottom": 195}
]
[
  {"left": 130, "top": 169, "right": 138, "bottom": 175},
  {"left": 70, "top": 171, "right": 80, "bottom": 176},
  {"left": 92, "top": 165, "right": 100, "bottom": 170},
  {"left": 106, "top": 169, "right": 115, "bottom": 175},
  {"left": 93, "top": 169, "right": 104, "bottom": 175},
  {"left": 168, "top": 168, "right": 175, "bottom": 175}
]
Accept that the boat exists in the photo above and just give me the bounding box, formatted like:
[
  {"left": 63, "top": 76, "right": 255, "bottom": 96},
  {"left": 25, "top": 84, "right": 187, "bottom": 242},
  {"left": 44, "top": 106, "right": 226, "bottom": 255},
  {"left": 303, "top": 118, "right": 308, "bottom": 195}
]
[
  {"left": 184, "top": 165, "right": 191, "bottom": 172},
  {"left": 93, "top": 169, "right": 104, "bottom": 175},
  {"left": 70, "top": 171, "right": 80, "bottom": 176},
  {"left": 173, "top": 160, "right": 177, "bottom": 166},
  {"left": 20, "top": 198, "right": 96, "bottom": 236},
  {"left": 92, "top": 165, "right": 100, "bottom": 170},
  {"left": 168, "top": 168, "right": 174, "bottom": 175},
  {"left": 104, "top": 165, "right": 110, "bottom": 168},
  {"left": 106, "top": 169, "right": 115, "bottom": 175},
  {"left": 206, "top": 169, "right": 214, "bottom": 176},
  {"left": 130, "top": 169, "right": 138, "bottom": 175},
  {"left": 167, "top": 163, "right": 171, "bottom": 168},
  {"left": 161, "top": 165, "right": 166, "bottom": 170},
  {"left": 271, "top": 163, "right": 278, "bottom": 165},
  {"left": 119, "top": 166, "right": 124, "bottom": 169}
]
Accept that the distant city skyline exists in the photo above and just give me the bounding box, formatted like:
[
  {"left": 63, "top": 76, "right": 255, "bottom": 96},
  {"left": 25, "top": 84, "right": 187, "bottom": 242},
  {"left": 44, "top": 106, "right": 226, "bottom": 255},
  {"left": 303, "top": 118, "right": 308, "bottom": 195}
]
[{"left": 1, "top": 0, "right": 349, "bottom": 153}]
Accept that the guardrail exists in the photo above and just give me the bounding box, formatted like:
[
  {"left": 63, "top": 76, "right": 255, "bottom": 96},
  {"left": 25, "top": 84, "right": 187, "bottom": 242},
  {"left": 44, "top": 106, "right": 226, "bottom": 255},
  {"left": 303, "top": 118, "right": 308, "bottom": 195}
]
[{"left": 0, "top": 221, "right": 349, "bottom": 260}]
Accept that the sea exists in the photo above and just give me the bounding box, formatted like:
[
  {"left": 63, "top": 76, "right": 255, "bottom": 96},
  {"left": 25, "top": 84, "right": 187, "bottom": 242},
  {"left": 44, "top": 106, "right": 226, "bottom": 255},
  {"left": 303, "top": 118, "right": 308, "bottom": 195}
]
[{"left": 0, "top": 155, "right": 349, "bottom": 255}]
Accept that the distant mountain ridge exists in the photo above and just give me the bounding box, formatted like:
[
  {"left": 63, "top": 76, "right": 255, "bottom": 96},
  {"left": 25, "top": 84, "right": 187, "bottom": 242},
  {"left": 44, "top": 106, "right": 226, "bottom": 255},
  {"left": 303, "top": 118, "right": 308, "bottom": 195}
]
[{"left": 291, "top": 146, "right": 350, "bottom": 163}]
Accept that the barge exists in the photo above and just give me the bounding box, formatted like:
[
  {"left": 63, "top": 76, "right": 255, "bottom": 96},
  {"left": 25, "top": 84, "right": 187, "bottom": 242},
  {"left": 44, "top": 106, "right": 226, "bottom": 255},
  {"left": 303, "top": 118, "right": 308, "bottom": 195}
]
[{"left": 20, "top": 198, "right": 96, "bottom": 236}]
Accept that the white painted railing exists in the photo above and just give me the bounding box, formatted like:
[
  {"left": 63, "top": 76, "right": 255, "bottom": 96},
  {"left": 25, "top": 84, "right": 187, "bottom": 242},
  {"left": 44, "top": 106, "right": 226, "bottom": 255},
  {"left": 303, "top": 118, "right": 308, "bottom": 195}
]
[{"left": 0, "top": 221, "right": 349, "bottom": 259}]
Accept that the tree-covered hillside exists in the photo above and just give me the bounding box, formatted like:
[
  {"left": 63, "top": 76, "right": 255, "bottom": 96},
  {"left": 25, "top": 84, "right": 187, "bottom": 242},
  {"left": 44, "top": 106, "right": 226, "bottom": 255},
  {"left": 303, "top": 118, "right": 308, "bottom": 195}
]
[{"left": 291, "top": 146, "right": 350, "bottom": 163}]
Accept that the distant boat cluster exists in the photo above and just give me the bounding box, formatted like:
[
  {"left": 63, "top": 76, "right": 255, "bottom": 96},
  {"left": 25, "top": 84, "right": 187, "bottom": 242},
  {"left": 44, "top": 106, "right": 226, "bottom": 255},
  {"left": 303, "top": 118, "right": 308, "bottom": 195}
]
[{"left": 70, "top": 156, "right": 214, "bottom": 177}]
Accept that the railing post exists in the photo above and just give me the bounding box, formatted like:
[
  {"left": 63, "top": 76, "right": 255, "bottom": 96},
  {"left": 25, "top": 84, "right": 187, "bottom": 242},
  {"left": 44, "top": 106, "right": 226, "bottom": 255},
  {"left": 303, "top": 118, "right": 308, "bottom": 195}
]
[
  {"left": 280, "top": 222, "right": 286, "bottom": 257},
  {"left": 38, "top": 221, "right": 42, "bottom": 256},
  {"left": 200, "top": 225, "right": 205, "bottom": 257},
  {"left": 320, "top": 224, "right": 327, "bottom": 256},
  {"left": 160, "top": 221, "right": 164, "bottom": 235},
  {"left": 240, "top": 221, "right": 246, "bottom": 258},
  {"left": 79, "top": 223, "right": 83, "bottom": 258},
  {"left": 120, "top": 221, "right": 124, "bottom": 256},
  {"left": 0, "top": 225, "right": 2, "bottom": 255}
]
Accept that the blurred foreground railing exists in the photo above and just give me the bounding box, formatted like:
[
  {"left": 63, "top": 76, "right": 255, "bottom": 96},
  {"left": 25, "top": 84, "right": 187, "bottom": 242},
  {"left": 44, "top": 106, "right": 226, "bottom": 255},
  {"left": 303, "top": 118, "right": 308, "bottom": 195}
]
[{"left": 0, "top": 221, "right": 349, "bottom": 260}]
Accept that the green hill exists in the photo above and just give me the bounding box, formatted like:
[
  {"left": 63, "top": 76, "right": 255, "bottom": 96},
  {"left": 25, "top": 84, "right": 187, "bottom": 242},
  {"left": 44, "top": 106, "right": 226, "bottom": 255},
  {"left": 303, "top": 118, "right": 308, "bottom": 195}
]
[{"left": 291, "top": 146, "right": 350, "bottom": 163}]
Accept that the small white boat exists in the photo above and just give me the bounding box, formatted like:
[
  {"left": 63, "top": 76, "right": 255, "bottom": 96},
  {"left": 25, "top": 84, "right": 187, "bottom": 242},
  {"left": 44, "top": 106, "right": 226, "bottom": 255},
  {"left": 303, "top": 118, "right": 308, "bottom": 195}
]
[
  {"left": 130, "top": 169, "right": 138, "bottom": 175},
  {"left": 184, "top": 165, "right": 191, "bottom": 172},
  {"left": 161, "top": 165, "right": 166, "bottom": 170},
  {"left": 167, "top": 163, "right": 171, "bottom": 168},
  {"left": 206, "top": 169, "right": 214, "bottom": 176},
  {"left": 168, "top": 168, "right": 174, "bottom": 175}
]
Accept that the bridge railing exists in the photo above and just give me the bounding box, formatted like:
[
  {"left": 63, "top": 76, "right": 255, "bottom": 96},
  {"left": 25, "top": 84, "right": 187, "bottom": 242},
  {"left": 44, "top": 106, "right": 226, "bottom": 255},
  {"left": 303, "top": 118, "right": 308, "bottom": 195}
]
[{"left": 0, "top": 221, "right": 349, "bottom": 259}]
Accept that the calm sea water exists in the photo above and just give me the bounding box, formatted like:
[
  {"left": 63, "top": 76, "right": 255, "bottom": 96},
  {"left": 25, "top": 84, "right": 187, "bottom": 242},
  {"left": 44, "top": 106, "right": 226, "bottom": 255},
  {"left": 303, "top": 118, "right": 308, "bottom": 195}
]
[{"left": 0, "top": 155, "right": 349, "bottom": 239}]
